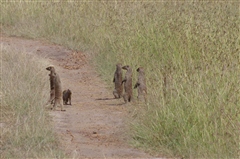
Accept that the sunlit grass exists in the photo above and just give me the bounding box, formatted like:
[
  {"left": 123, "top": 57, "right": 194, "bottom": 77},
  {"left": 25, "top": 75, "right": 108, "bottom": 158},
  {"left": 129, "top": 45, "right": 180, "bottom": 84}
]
[{"left": 0, "top": 47, "right": 64, "bottom": 158}]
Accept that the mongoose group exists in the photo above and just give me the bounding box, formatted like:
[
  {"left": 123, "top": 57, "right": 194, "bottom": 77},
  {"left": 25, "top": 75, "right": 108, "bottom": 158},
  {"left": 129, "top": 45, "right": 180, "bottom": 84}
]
[
  {"left": 113, "top": 64, "right": 147, "bottom": 103},
  {"left": 46, "top": 63, "right": 146, "bottom": 111},
  {"left": 46, "top": 65, "right": 71, "bottom": 111}
]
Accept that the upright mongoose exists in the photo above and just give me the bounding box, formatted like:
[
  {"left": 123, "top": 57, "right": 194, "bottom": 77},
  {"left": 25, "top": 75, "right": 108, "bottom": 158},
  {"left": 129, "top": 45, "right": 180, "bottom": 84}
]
[
  {"left": 134, "top": 67, "right": 147, "bottom": 101},
  {"left": 122, "top": 65, "right": 133, "bottom": 103},
  {"left": 46, "top": 66, "right": 65, "bottom": 111},
  {"left": 113, "top": 63, "right": 123, "bottom": 98},
  {"left": 46, "top": 65, "right": 55, "bottom": 105},
  {"left": 63, "top": 89, "right": 72, "bottom": 105}
]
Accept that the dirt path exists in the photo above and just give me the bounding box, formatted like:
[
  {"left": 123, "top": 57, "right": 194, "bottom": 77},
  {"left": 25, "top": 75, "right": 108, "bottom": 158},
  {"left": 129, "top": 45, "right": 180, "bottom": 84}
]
[{"left": 1, "top": 36, "right": 159, "bottom": 158}]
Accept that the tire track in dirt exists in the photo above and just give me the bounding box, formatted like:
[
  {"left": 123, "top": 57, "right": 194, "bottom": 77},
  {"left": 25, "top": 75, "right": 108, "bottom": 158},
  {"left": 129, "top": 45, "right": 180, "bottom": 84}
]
[{"left": 1, "top": 36, "right": 159, "bottom": 158}]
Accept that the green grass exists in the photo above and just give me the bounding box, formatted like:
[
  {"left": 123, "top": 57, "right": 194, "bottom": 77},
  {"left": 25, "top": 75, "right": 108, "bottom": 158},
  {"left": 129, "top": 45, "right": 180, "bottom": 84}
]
[
  {"left": 1, "top": 1, "right": 239, "bottom": 158},
  {"left": 0, "top": 47, "right": 64, "bottom": 158}
]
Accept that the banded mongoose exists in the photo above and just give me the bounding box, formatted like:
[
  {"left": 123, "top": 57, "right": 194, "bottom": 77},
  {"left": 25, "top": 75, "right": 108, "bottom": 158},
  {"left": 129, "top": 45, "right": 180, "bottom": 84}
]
[
  {"left": 46, "top": 65, "right": 65, "bottom": 111},
  {"left": 134, "top": 67, "right": 147, "bottom": 101},
  {"left": 46, "top": 65, "right": 55, "bottom": 105},
  {"left": 122, "top": 65, "right": 133, "bottom": 103},
  {"left": 63, "top": 89, "right": 72, "bottom": 105},
  {"left": 113, "top": 63, "right": 123, "bottom": 98}
]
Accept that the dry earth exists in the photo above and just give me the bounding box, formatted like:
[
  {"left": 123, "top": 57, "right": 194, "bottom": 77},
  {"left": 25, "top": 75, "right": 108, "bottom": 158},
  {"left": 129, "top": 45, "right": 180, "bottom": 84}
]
[{"left": 1, "top": 36, "right": 164, "bottom": 159}]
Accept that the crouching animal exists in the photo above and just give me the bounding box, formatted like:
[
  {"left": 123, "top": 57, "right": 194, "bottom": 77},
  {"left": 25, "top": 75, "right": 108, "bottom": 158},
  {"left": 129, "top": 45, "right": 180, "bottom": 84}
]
[{"left": 63, "top": 89, "right": 72, "bottom": 105}]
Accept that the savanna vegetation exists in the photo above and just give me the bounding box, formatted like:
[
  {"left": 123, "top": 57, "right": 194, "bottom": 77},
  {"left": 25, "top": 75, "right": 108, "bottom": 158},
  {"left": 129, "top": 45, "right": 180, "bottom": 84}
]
[
  {"left": 1, "top": 1, "right": 239, "bottom": 158},
  {"left": 0, "top": 47, "right": 64, "bottom": 158}
]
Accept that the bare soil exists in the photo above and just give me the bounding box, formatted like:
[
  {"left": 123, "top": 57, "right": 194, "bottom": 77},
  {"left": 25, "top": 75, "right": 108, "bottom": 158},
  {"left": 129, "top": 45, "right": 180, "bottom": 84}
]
[{"left": 1, "top": 36, "right": 159, "bottom": 158}]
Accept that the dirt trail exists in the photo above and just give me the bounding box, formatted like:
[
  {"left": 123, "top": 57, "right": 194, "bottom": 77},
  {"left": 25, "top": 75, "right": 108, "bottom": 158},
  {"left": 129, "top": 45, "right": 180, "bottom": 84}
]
[{"left": 1, "top": 36, "right": 160, "bottom": 158}]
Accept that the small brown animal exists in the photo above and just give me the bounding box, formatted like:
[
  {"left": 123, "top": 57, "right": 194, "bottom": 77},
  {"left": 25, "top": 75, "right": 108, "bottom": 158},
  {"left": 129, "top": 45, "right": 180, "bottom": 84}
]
[
  {"left": 63, "top": 89, "right": 72, "bottom": 105},
  {"left": 46, "top": 65, "right": 55, "bottom": 105},
  {"left": 46, "top": 65, "right": 65, "bottom": 111},
  {"left": 122, "top": 65, "right": 133, "bottom": 103},
  {"left": 113, "top": 63, "right": 123, "bottom": 98},
  {"left": 134, "top": 67, "right": 147, "bottom": 101}
]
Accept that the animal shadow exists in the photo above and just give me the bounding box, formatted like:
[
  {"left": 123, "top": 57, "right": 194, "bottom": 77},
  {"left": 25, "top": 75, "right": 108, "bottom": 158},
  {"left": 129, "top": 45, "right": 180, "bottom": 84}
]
[{"left": 95, "top": 97, "right": 116, "bottom": 101}]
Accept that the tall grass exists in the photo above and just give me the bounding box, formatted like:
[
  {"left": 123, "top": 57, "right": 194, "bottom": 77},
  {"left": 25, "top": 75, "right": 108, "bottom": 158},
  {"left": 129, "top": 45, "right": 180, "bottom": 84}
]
[
  {"left": 0, "top": 47, "right": 64, "bottom": 158},
  {"left": 1, "top": 1, "right": 239, "bottom": 158}
]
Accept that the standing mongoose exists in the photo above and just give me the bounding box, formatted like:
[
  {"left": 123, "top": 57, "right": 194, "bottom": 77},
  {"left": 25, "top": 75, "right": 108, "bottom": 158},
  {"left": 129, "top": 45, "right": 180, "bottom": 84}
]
[
  {"left": 134, "top": 67, "right": 147, "bottom": 101},
  {"left": 113, "top": 63, "right": 123, "bottom": 98},
  {"left": 46, "top": 65, "right": 65, "bottom": 111},
  {"left": 46, "top": 65, "right": 55, "bottom": 105},
  {"left": 122, "top": 65, "right": 133, "bottom": 103},
  {"left": 63, "top": 89, "right": 72, "bottom": 105}
]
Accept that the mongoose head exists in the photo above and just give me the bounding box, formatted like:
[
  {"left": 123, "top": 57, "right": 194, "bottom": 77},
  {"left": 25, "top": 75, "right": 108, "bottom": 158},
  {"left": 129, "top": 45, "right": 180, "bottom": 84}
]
[
  {"left": 116, "top": 63, "right": 122, "bottom": 68},
  {"left": 137, "top": 67, "right": 144, "bottom": 72},
  {"left": 46, "top": 65, "right": 55, "bottom": 71},
  {"left": 67, "top": 89, "right": 72, "bottom": 95},
  {"left": 122, "top": 65, "right": 130, "bottom": 70}
]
